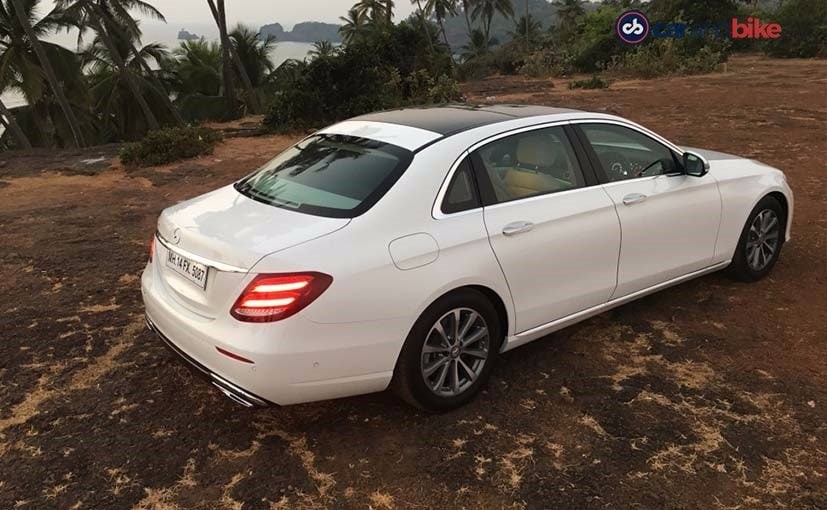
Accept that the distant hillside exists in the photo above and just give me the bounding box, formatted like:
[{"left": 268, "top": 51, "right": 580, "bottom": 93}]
[
  {"left": 259, "top": 22, "right": 342, "bottom": 43},
  {"left": 177, "top": 29, "right": 201, "bottom": 41}
]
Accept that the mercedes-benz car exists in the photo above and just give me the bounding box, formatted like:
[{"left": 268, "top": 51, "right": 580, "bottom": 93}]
[{"left": 142, "top": 105, "right": 793, "bottom": 411}]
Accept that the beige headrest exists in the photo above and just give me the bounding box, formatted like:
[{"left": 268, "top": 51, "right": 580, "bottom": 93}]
[{"left": 517, "top": 135, "right": 557, "bottom": 168}]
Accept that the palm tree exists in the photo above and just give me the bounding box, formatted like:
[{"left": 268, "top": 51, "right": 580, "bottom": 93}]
[
  {"left": 412, "top": 0, "right": 436, "bottom": 54},
  {"left": 381, "top": 0, "right": 395, "bottom": 24},
  {"left": 426, "top": 0, "right": 457, "bottom": 50},
  {"left": 556, "top": 0, "right": 584, "bottom": 24},
  {"left": 58, "top": 0, "right": 185, "bottom": 126},
  {"left": 471, "top": 0, "right": 514, "bottom": 46},
  {"left": 461, "top": 27, "right": 495, "bottom": 62},
  {"left": 166, "top": 39, "right": 222, "bottom": 98},
  {"left": 459, "top": 0, "right": 473, "bottom": 34},
  {"left": 0, "top": 94, "right": 31, "bottom": 148},
  {"left": 229, "top": 24, "right": 275, "bottom": 88},
  {"left": 339, "top": 7, "right": 369, "bottom": 45},
  {"left": 510, "top": 14, "right": 540, "bottom": 48},
  {"left": 356, "top": 0, "right": 393, "bottom": 25},
  {"left": 205, "top": 0, "right": 238, "bottom": 117},
  {"left": 308, "top": 40, "right": 336, "bottom": 59},
  {"left": 7, "top": 0, "right": 86, "bottom": 147},
  {"left": 57, "top": 0, "right": 161, "bottom": 131},
  {"left": 82, "top": 33, "right": 170, "bottom": 139},
  {"left": 555, "top": 0, "right": 583, "bottom": 44}
]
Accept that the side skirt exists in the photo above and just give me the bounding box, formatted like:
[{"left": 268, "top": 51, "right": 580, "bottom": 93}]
[{"left": 501, "top": 260, "right": 731, "bottom": 352}]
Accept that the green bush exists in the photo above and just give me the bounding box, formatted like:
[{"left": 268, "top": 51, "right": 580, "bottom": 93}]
[
  {"left": 762, "top": 0, "right": 827, "bottom": 58},
  {"left": 607, "top": 39, "right": 727, "bottom": 78},
  {"left": 120, "top": 126, "right": 222, "bottom": 167},
  {"left": 568, "top": 75, "right": 610, "bottom": 90}
]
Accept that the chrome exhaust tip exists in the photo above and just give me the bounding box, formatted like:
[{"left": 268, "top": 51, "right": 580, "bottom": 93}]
[{"left": 146, "top": 314, "right": 272, "bottom": 408}]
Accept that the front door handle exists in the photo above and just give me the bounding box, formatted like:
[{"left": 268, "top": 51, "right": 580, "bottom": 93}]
[
  {"left": 502, "top": 221, "right": 534, "bottom": 237},
  {"left": 622, "top": 193, "right": 648, "bottom": 206}
]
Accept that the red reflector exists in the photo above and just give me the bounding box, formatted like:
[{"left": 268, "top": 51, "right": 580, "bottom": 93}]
[
  {"left": 230, "top": 272, "right": 333, "bottom": 323},
  {"left": 149, "top": 235, "right": 156, "bottom": 263},
  {"left": 216, "top": 346, "right": 255, "bottom": 364}
]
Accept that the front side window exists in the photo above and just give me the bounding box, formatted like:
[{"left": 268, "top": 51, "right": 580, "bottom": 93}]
[
  {"left": 473, "top": 126, "right": 585, "bottom": 204},
  {"left": 579, "top": 124, "right": 680, "bottom": 182},
  {"left": 235, "top": 134, "right": 413, "bottom": 218}
]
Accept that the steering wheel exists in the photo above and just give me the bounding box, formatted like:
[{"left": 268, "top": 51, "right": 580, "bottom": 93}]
[{"left": 601, "top": 151, "right": 632, "bottom": 179}]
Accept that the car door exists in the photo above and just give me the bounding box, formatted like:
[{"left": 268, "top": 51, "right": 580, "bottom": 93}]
[
  {"left": 471, "top": 125, "right": 621, "bottom": 333},
  {"left": 574, "top": 122, "right": 722, "bottom": 298}
]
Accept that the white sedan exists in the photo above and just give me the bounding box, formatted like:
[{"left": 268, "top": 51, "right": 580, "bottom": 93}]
[{"left": 142, "top": 105, "right": 793, "bottom": 411}]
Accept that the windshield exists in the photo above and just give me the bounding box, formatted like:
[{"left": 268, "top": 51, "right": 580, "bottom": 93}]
[{"left": 235, "top": 134, "right": 413, "bottom": 218}]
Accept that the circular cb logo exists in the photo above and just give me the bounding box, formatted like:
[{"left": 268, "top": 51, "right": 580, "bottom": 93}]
[{"left": 616, "top": 10, "right": 649, "bottom": 45}]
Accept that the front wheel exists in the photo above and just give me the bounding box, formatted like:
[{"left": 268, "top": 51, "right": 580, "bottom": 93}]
[
  {"left": 392, "top": 289, "right": 502, "bottom": 412},
  {"left": 729, "top": 196, "right": 785, "bottom": 282}
]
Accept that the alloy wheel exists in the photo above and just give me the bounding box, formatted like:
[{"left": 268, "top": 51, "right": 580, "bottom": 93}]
[
  {"left": 746, "top": 209, "right": 780, "bottom": 271},
  {"left": 421, "top": 308, "right": 490, "bottom": 397}
]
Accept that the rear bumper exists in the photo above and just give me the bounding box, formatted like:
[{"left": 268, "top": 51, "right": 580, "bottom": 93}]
[
  {"left": 145, "top": 316, "right": 272, "bottom": 407},
  {"left": 141, "top": 263, "right": 411, "bottom": 406}
]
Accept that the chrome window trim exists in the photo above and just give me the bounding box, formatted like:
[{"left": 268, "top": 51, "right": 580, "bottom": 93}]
[
  {"left": 482, "top": 183, "right": 607, "bottom": 212},
  {"left": 431, "top": 117, "right": 687, "bottom": 219}
]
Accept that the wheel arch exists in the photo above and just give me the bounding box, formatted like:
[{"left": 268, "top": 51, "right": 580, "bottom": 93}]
[
  {"left": 765, "top": 190, "right": 790, "bottom": 239},
  {"left": 414, "top": 284, "right": 511, "bottom": 344}
]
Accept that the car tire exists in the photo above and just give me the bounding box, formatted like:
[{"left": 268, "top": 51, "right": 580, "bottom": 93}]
[
  {"left": 392, "top": 289, "right": 502, "bottom": 412},
  {"left": 729, "top": 195, "right": 786, "bottom": 282}
]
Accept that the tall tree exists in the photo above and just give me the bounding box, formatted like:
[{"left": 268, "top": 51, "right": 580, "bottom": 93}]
[
  {"left": 84, "top": 1, "right": 159, "bottom": 129},
  {"left": 229, "top": 24, "right": 275, "bottom": 95},
  {"left": 412, "top": 0, "right": 436, "bottom": 54},
  {"left": 555, "top": 0, "right": 583, "bottom": 44},
  {"left": 8, "top": 0, "right": 85, "bottom": 146},
  {"left": 471, "top": 0, "right": 514, "bottom": 46},
  {"left": 459, "top": 0, "right": 473, "bottom": 34},
  {"left": 82, "top": 34, "right": 169, "bottom": 138},
  {"left": 339, "top": 7, "right": 369, "bottom": 44},
  {"left": 510, "top": 13, "right": 540, "bottom": 48},
  {"left": 59, "top": 0, "right": 186, "bottom": 126},
  {"left": 1, "top": 0, "right": 86, "bottom": 146},
  {"left": 0, "top": 95, "right": 32, "bottom": 148},
  {"left": 165, "top": 39, "right": 222, "bottom": 98},
  {"left": 425, "top": 0, "right": 457, "bottom": 51},
  {"left": 206, "top": 0, "right": 240, "bottom": 117},
  {"left": 356, "top": 0, "right": 392, "bottom": 25},
  {"left": 308, "top": 40, "right": 336, "bottom": 59},
  {"left": 460, "top": 27, "right": 495, "bottom": 62}
]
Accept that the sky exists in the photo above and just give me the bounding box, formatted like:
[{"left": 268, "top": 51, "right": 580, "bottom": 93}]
[{"left": 42, "top": 0, "right": 419, "bottom": 29}]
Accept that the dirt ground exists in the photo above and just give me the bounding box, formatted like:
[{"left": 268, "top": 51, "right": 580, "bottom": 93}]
[{"left": 0, "top": 55, "right": 825, "bottom": 509}]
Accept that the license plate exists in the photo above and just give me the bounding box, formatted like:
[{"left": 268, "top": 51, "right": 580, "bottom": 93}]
[{"left": 166, "top": 249, "right": 208, "bottom": 290}]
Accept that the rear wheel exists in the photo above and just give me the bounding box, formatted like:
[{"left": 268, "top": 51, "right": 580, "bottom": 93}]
[
  {"left": 730, "top": 196, "right": 785, "bottom": 282},
  {"left": 392, "top": 289, "right": 502, "bottom": 412}
]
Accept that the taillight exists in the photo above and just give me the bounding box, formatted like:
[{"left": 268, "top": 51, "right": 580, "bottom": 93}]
[
  {"left": 149, "top": 235, "right": 156, "bottom": 263},
  {"left": 231, "top": 273, "right": 333, "bottom": 323}
]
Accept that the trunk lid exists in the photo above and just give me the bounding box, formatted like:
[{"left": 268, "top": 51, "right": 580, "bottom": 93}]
[{"left": 155, "top": 185, "right": 349, "bottom": 318}]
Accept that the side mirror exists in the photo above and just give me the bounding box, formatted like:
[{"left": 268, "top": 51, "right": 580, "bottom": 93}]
[{"left": 683, "top": 152, "right": 710, "bottom": 177}]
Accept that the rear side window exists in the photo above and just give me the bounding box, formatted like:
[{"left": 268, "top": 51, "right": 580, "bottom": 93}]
[
  {"left": 441, "top": 158, "right": 480, "bottom": 214},
  {"left": 472, "top": 126, "right": 586, "bottom": 204},
  {"left": 235, "top": 134, "right": 413, "bottom": 218}
]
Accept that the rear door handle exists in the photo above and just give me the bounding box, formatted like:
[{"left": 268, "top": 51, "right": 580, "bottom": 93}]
[
  {"left": 622, "top": 193, "right": 648, "bottom": 206},
  {"left": 502, "top": 221, "right": 534, "bottom": 237}
]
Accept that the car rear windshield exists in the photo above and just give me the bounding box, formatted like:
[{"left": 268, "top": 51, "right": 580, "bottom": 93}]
[{"left": 234, "top": 134, "right": 413, "bottom": 218}]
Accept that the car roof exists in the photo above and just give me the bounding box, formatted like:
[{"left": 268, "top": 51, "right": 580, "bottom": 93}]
[{"left": 350, "top": 104, "right": 583, "bottom": 136}]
